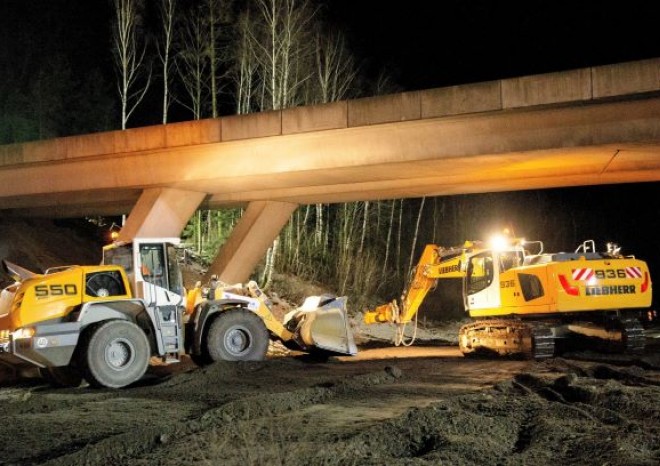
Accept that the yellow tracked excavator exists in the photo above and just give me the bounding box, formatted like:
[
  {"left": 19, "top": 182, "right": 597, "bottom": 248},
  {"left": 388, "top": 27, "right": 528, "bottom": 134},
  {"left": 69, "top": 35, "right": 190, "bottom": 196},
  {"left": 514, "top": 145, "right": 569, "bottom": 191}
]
[
  {"left": 365, "top": 235, "right": 653, "bottom": 359},
  {"left": 0, "top": 238, "right": 356, "bottom": 388}
]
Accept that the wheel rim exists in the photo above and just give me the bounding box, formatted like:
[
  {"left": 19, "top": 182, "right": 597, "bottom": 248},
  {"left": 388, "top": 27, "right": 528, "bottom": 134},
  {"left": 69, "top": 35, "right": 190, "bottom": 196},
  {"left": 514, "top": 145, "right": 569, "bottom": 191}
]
[
  {"left": 105, "top": 337, "right": 136, "bottom": 370},
  {"left": 224, "top": 325, "right": 252, "bottom": 356}
]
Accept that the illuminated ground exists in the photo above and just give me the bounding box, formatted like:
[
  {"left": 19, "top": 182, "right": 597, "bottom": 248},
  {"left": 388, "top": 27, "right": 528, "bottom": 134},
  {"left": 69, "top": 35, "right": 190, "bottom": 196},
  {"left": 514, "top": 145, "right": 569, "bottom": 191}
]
[{"left": 0, "top": 332, "right": 658, "bottom": 466}]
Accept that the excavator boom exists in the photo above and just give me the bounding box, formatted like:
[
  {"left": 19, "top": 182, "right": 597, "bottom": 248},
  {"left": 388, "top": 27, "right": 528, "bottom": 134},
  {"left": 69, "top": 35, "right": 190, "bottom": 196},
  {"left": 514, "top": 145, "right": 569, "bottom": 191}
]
[{"left": 364, "top": 243, "right": 472, "bottom": 326}]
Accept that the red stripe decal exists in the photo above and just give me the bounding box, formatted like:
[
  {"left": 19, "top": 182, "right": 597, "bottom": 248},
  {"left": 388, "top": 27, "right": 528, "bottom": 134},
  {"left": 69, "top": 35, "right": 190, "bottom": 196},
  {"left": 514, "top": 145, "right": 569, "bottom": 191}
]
[
  {"left": 559, "top": 274, "right": 580, "bottom": 296},
  {"left": 641, "top": 272, "right": 649, "bottom": 293}
]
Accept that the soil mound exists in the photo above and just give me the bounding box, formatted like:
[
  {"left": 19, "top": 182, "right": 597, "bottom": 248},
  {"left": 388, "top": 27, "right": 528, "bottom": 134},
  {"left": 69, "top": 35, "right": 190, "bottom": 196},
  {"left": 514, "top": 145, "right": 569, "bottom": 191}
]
[{"left": 0, "top": 218, "right": 104, "bottom": 275}]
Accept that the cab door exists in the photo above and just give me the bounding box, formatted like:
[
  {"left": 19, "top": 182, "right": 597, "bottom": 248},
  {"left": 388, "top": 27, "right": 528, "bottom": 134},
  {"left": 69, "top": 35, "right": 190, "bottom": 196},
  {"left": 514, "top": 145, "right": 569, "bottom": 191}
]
[
  {"left": 135, "top": 242, "right": 184, "bottom": 354},
  {"left": 464, "top": 251, "right": 501, "bottom": 312}
]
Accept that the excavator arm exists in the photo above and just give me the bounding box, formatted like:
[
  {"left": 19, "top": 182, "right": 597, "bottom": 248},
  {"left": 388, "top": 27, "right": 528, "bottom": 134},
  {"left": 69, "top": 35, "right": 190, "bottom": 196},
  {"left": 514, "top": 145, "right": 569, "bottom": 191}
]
[{"left": 364, "top": 243, "right": 470, "bottom": 326}]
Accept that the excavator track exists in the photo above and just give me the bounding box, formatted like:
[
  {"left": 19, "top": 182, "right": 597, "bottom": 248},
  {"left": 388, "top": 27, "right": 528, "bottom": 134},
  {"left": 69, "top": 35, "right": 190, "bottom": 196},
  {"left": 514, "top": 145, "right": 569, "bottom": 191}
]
[
  {"left": 530, "top": 326, "right": 555, "bottom": 360},
  {"left": 618, "top": 319, "right": 646, "bottom": 355},
  {"left": 459, "top": 319, "right": 546, "bottom": 359}
]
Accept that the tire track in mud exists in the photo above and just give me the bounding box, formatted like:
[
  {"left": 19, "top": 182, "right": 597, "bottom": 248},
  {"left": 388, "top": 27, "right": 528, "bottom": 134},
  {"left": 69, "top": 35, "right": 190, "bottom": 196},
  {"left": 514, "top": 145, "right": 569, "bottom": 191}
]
[
  {"left": 38, "top": 366, "right": 402, "bottom": 466},
  {"left": 48, "top": 359, "right": 660, "bottom": 466},
  {"left": 4, "top": 353, "right": 659, "bottom": 466},
  {"left": 313, "top": 363, "right": 660, "bottom": 466}
]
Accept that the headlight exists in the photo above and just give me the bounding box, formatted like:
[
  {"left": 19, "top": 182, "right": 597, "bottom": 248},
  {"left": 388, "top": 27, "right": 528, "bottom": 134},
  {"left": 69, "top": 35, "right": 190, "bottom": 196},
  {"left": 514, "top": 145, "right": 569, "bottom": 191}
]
[
  {"left": 13, "top": 327, "right": 35, "bottom": 339},
  {"left": 0, "top": 329, "right": 10, "bottom": 340}
]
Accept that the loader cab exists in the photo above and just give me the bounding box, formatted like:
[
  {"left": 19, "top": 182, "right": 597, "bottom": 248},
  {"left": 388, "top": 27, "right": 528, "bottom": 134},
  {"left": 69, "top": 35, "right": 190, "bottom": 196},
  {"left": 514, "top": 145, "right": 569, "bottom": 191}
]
[{"left": 103, "top": 238, "right": 185, "bottom": 307}]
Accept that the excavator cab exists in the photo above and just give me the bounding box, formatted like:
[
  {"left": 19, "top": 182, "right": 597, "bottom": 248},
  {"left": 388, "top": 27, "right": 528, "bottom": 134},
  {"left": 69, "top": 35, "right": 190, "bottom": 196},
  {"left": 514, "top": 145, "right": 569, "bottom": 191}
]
[{"left": 463, "top": 239, "right": 530, "bottom": 314}]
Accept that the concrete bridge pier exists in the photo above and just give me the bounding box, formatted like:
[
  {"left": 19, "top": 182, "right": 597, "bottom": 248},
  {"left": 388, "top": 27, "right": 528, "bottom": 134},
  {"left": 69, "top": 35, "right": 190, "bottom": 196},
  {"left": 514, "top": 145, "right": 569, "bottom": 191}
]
[
  {"left": 117, "top": 188, "right": 207, "bottom": 242},
  {"left": 203, "top": 201, "right": 298, "bottom": 285},
  {"left": 118, "top": 189, "right": 296, "bottom": 286}
]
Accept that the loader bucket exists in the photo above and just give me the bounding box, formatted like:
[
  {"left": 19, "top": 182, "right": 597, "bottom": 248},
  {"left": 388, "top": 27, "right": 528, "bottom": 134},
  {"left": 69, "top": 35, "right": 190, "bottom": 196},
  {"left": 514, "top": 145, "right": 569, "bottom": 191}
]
[{"left": 285, "top": 296, "right": 358, "bottom": 356}]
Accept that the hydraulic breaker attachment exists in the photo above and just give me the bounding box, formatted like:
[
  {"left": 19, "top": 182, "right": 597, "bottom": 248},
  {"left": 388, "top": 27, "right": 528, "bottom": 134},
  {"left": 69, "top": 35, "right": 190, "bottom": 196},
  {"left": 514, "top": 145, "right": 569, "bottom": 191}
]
[{"left": 364, "top": 300, "right": 399, "bottom": 324}]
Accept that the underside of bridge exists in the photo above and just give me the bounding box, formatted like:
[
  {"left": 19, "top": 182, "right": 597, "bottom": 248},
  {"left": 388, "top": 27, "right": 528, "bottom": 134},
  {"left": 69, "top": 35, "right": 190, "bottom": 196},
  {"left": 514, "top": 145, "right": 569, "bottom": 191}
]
[{"left": 0, "top": 58, "right": 658, "bottom": 283}]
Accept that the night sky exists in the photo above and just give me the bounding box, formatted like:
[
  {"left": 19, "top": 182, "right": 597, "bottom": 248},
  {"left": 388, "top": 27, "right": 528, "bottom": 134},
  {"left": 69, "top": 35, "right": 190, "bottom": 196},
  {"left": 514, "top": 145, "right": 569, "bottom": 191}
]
[
  {"left": 2, "top": 1, "right": 659, "bottom": 93},
  {"left": 329, "top": 0, "right": 660, "bottom": 90}
]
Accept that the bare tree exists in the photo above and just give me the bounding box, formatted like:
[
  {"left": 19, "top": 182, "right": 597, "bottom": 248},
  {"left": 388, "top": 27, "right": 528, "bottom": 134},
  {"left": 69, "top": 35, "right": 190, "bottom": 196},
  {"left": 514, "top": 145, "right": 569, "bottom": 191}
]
[
  {"left": 176, "top": 5, "right": 209, "bottom": 119},
  {"left": 359, "top": 201, "right": 369, "bottom": 255},
  {"left": 206, "top": 0, "right": 236, "bottom": 118},
  {"left": 241, "top": 0, "right": 317, "bottom": 110},
  {"left": 234, "top": 9, "right": 258, "bottom": 114},
  {"left": 382, "top": 200, "right": 396, "bottom": 277},
  {"left": 156, "top": 0, "right": 177, "bottom": 124},
  {"left": 111, "top": 0, "right": 151, "bottom": 130},
  {"left": 408, "top": 197, "right": 426, "bottom": 275},
  {"left": 314, "top": 29, "right": 358, "bottom": 103}
]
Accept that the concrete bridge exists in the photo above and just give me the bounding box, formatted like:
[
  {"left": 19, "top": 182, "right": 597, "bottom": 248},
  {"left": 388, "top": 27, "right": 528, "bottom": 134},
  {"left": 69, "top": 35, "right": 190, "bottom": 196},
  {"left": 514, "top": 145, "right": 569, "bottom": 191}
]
[{"left": 1, "top": 58, "right": 658, "bottom": 282}]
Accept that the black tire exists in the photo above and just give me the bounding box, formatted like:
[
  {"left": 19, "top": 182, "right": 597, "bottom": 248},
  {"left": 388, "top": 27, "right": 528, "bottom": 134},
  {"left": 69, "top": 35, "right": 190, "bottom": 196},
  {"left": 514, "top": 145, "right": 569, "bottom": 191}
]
[
  {"left": 189, "top": 351, "right": 213, "bottom": 367},
  {"left": 79, "top": 320, "right": 150, "bottom": 388},
  {"left": 39, "top": 365, "right": 84, "bottom": 388},
  {"left": 206, "top": 309, "right": 269, "bottom": 361}
]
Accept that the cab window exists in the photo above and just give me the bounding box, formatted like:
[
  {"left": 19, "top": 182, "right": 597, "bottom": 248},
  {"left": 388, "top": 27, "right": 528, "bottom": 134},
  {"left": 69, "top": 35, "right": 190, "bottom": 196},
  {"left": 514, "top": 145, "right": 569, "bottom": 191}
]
[
  {"left": 166, "top": 244, "right": 184, "bottom": 296},
  {"left": 104, "top": 245, "right": 133, "bottom": 274},
  {"left": 140, "top": 244, "right": 167, "bottom": 290},
  {"left": 498, "top": 251, "right": 523, "bottom": 273},
  {"left": 466, "top": 253, "right": 493, "bottom": 295}
]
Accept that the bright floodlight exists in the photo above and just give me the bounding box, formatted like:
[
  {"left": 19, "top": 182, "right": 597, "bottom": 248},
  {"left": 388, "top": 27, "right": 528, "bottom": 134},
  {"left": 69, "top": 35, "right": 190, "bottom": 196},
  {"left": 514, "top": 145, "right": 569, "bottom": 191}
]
[{"left": 489, "top": 234, "right": 509, "bottom": 251}]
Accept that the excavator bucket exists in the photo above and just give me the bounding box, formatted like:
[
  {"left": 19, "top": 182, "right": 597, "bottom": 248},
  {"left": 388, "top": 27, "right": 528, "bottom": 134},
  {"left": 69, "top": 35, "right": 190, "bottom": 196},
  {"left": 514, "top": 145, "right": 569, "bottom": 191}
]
[{"left": 284, "top": 296, "right": 358, "bottom": 356}]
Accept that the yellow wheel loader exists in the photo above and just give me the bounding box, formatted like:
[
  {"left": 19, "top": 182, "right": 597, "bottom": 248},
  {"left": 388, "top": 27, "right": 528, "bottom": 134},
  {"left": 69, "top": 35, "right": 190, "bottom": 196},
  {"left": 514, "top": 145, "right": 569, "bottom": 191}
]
[
  {"left": 0, "top": 238, "right": 356, "bottom": 388},
  {"left": 365, "top": 235, "right": 652, "bottom": 359}
]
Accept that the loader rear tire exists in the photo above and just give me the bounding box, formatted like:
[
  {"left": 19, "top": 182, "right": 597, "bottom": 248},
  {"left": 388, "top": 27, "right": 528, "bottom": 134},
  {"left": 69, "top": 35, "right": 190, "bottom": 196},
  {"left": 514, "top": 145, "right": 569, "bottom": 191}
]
[
  {"left": 79, "top": 320, "right": 150, "bottom": 388},
  {"left": 39, "top": 366, "right": 84, "bottom": 388},
  {"left": 206, "top": 309, "right": 269, "bottom": 361}
]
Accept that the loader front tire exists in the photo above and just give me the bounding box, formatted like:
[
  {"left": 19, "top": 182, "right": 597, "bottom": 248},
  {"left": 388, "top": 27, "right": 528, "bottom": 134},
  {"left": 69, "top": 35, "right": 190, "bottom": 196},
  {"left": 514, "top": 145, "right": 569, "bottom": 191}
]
[
  {"left": 206, "top": 309, "right": 269, "bottom": 361},
  {"left": 79, "top": 320, "right": 150, "bottom": 388}
]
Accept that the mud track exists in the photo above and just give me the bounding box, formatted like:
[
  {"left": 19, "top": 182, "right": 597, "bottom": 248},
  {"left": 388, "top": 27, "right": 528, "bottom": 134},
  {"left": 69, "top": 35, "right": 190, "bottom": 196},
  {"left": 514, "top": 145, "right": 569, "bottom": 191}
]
[{"left": 1, "top": 342, "right": 659, "bottom": 466}]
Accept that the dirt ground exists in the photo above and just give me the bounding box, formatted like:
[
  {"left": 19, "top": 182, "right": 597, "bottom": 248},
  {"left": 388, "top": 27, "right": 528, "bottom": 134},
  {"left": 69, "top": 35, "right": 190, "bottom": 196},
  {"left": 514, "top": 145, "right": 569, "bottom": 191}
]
[{"left": 1, "top": 321, "right": 659, "bottom": 466}]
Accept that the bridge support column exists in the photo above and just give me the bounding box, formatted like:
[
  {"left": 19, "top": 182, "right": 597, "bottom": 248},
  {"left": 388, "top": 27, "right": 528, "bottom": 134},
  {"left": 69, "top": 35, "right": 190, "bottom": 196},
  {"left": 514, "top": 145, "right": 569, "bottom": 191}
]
[
  {"left": 205, "top": 201, "right": 298, "bottom": 284},
  {"left": 118, "top": 188, "right": 206, "bottom": 241}
]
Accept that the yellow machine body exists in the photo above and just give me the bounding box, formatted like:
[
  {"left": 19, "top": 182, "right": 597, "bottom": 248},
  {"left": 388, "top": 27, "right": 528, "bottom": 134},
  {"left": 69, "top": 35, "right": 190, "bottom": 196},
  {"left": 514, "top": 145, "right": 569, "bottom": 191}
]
[
  {"left": 365, "top": 237, "right": 653, "bottom": 357},
  {"left": 0, "top": 265, "right": 131, "bottom": 332},
  {"left": 465, "top": 253, "right": 652, "bottom": 318}
]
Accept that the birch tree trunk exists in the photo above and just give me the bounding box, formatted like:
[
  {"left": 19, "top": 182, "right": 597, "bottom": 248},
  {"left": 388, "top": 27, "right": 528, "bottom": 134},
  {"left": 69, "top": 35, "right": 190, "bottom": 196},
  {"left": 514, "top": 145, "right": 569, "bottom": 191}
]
[
  {"left": 359, "top": 201, "right": 369, "bottom": 255},
  {"left": 396, "top": 199, "right": 404, "bottom": 273},
  {"left": 112, "top": 0, "right": 151, "bottom": 130},
  {"left": 382, "top": 200, "right": 396, "bottom": 277},
  {"left": 206, "top": 0, "right": 223, "bottom": 118},
  {"left": 235, "top": 11, "right": 257, "bottom": 114},
  {"left": 314, "top": 203, "right": 323, "bottom": 246},
  {"left": 261, "top": 237, "right": 279, "bottom": 289},
  {"left": 314, "top": 29, "right": 358, "bottom": 103},
  {"left": 157, "top": 0, "right": 176, "bottom": 124},
  {"left": 408, "top": 197, "right": 426, "bottom": 275},
  {"left": 176, "top": 5, "right": 209, "bottom": 119}
]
